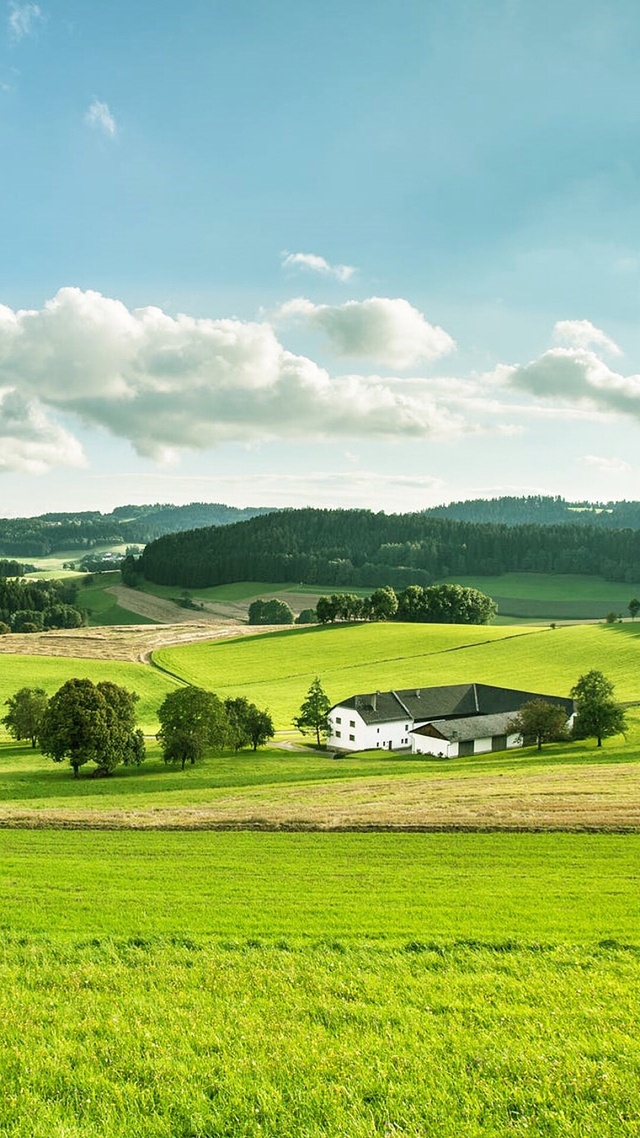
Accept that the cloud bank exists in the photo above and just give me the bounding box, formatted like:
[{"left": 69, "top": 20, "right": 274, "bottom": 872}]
[{"left": 0, "top": 288, "right": 465, "bottom": 471}]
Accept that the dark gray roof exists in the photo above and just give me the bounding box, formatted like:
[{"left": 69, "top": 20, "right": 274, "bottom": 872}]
[
  {"left": 332, "top": 683, "right": 573, "bottom": 725},
  {"left": 413, "top": 712, "right": 521, "bottom": 743}
]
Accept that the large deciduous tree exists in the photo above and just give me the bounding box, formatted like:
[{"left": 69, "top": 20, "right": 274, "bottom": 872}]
[
  {"left": 157, "top": 687, "right": 229, "bottom": 769},
  {"left": 508, "top": 699, "right": 570, "bottom": 751},
  {"left": 2, "top": 687, "right": 49, "bottom": 748},
  {"left": 570, "top": 671, "right": 626, "bottom": 748},
  {"left": 38, "top": 678, "right": 145, "bottom": 777},
  {"left": 294, "top": 677, "right": 331, "bottom": 747}
]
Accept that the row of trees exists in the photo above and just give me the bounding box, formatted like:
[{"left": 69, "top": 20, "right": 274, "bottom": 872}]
[
  {"left": 138, "top": 506, "right": 640, "bottom": 589},
  {"left": 3, "top": 681, "right": 274, "bottom": 777},
  {"left": 315, "top": 584, "right": 496, "bottom": 625}
]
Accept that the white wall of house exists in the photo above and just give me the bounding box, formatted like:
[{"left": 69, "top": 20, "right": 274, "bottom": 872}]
[
  {"left": 327, "top": 708, "right": 413, "bottom": 752},
  {"left": 412, "top": 731, "right": 522, "bottom": 758}
]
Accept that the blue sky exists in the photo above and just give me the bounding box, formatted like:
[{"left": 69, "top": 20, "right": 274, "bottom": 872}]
[{"left": 1, "top": 0, "right": 640, "bottom": 515}]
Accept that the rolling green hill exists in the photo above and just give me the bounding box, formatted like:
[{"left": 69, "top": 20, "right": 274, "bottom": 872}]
[{"left": 152, "top": 620, "right": 640, "bottom": 728}]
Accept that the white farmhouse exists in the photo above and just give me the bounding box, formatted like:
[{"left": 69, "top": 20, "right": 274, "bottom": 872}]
[{"left": 327, "top": 683, "right": 574, "bottom": 756}]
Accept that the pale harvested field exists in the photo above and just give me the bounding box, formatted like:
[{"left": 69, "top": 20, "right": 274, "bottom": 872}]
[
  {"left": 1, "top": 760, "right": 638, "bottom": 830},
  {"left": 0, "top": 620, "right": 276, "bottom": 663}
]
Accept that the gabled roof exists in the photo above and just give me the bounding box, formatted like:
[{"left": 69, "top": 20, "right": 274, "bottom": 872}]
[
  {"left": 413, "top": 712, "right": 520, "bottom": 743},
  {"left": 331, "top": 683, "right": 573, "bottom": 726}
]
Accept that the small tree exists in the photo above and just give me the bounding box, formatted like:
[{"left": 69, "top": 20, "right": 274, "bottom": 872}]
[
  {"left": 248, "top": 598, "right": 294, "bottom": 625},
  {"left": 508, "top": 699, "right": 570, "bottom": 751},
  {"left": 294, "top": 677, "right": 331, "bottom": 747},
  {"left": 629, "top": 598, "right": 640, "bottom": 621},
  {"left": 571, "top": 670, "right": 626, "bottom": 748},
  {"left": 224, "top": 697, "right": 275, "bottom": 752},
  {"left": 2, "top": 687, "right": 49, "bottom": 748},
  {"left": 157, "top": 687, "right": 229, "bottom": 769},
  {"left": 246, "top": 706, "right": 275, "bottom": 751},
  {"left": 295, "top": 608, "right": 317, "bottom": 625}
]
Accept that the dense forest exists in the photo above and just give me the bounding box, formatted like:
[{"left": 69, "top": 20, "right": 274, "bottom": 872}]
[
  {"left": 0, "top": 577, "right": 84, "bottom": 632},
  {"left": 137, "top": 508, "right": 640, "bottom": 589},
  {"left": 424, "top": 496, "right": 640, "bottom": 529},
  {"left": 0, "top": 503, "right": 272, "bottom": 557}
]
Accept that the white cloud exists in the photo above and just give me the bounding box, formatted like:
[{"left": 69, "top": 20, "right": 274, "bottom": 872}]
[
  {"left": 0, "top": 388, "right": 85, "bottom": 474},
  {"left": 277, "top": 296, "right": 456, "bottom": 369},
  {"left": 553, "top": 319, "right": 621, "bottom": 357},
  {"left": 8, "top": 1, "right": 43, "bottom": 41},
  {"left": 582, "top": 454, "right": 632, "bottom": 474},
  {"left": 84, "top": 100, "right": 117, "bottom": 137},
  {"left": 281, "top": 251, "right": 355, "bottom": 282},
  {"left": 506, "top": 347, "right": 640, "bottom": 420},
  {"left": 0, "top": 288, "right": 469, "bottom": 468}
]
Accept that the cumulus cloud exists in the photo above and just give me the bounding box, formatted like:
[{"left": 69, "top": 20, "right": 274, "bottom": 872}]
[
  {"left": 277, "top": 296, "right": 455, "bottom": 369},
  {"left": 0, "top": 288, "right": 469, "bottom": 467},
  {"left": 85, "top": 100, "right": 117, "bottom": 137},
  {"left": 8, "top": 1, "right": 43, "bottom": 40},
  {"left": 505, "top": 347, "right": 640, "bottom": 420},
  {"left": 553, "top": 319, "right": 621, "bottom": 357},
  {"left": 281, "top": 251, "right": 355, "bottom": 282},
  {"left": 0, "top": 388, "right": 85, "bottom": 473},
  {"left": 583, "top": 454, "right": 632, "bottom": 474}
]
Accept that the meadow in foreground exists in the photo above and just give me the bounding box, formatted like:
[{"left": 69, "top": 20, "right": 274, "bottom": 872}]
[{"left": 0, "top": 831, "right": 637, "bottom": 1136}]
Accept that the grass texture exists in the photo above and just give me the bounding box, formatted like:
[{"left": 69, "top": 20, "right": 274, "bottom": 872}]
[
  {"left": 0, "top": 831, "right": 637, "bottom": 1135},
  {"left": 0, "top": 656, "right": 180, "bottom": 734}
]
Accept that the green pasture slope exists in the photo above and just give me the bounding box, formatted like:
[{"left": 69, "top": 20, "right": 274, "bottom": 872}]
[
  {"left": 0, "top": 656, "right": 180, "bottom": 734},
  {"left": 154, "top": 620, "right": 640, "bottom": 728},
  {"left": 439, "top": 572, "right": 640, "bottom": 620}
]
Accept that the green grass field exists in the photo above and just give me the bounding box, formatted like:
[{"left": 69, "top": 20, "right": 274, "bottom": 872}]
[
  {"left": 78, "top": 574, "right": 157, "bottom": 626},
  {"left": 0, "top": 657, "right": 180, "bottom": 734},
  {"left": 0, "top": 616, "right": 636, "bottom": 1132},
  {"left": 0, "top": 830, "right": 636, "bottom": 1136},
  {"left": 153, "top": 620, "right": 640, "bottom": 728},
  {"left": 439, "top": 572, "right": 640, "bottom": 619}
]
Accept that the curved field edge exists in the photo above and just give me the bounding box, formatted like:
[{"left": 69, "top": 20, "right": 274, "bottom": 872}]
[
  {"left": 151, "top": 621, "right": 640, "bottom": 728},
  {"left": 0, "top": 655, "right": 180, "bottom": 733}
]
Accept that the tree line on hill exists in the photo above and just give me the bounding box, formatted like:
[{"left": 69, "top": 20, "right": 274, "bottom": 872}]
[
  {"left": 247, "top": 584, "right": 497, "bottom": 626},
  {"left": 136, "top": 507, "right": 640, "bottom": 590},
  {"left": 0, "top": 502, "right": 272, "bottom": 558},
  {"left": 0, "top": 577, "right": 85, "bottom": 633},
  {"left": 424, "top": 495, "right": 640, "bottom": 529}
]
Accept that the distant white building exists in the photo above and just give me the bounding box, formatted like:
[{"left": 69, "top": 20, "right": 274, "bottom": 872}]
[{"left": 327, "top": 683, "right": 574, "bottom": 756}]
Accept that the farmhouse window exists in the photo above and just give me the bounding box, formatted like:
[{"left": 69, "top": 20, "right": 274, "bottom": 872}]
[
  {"left": 349, "top": 720, "right": 355, "bottom": 728},
  {"left": 349, "top": 734, "right": 355, "bottom": 742},
  {"left": 335, "top": 731, "right": 341, "bottom": 738},
  {"left": 336, "top": 717, "right": 341, "bottom": 723}
]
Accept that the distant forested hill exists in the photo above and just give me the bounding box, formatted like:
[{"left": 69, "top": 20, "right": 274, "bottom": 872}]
[
  {"left": 424, "top": 496, "right": 640, "bottom": 529},
  {"left": 139, "top": 507, "right": 640, "bottom": 589},
  {"left": 0, "top": 503, "right": 273, "bottom": 557}
]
